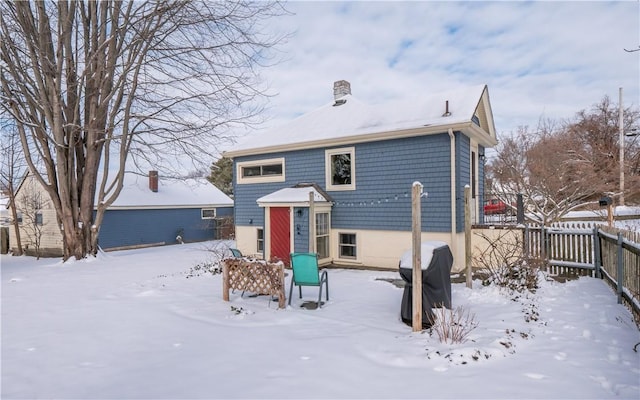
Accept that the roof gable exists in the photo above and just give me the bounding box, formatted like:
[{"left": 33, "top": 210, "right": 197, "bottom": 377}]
[{"left": 257, "top": 183, "right": 333, "bottom": 205}]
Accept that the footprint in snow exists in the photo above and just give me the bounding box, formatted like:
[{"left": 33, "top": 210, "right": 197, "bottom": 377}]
[
  {"left": 554, "top": 352, "right": 567, "bottom": 361},
  {"left": 524, "top": 373, "right": 545, "bottom": 380},
  {"left": 590, "top": 375, "right": 612, "bottom": 391},
  {"left": 433, "top": 366, "right": 448, "bottom": 372}
]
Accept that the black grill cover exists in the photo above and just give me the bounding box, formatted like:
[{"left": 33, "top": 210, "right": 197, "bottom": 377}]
[{"left": 399, "top": 244, "right": 453, "bottom": 328}]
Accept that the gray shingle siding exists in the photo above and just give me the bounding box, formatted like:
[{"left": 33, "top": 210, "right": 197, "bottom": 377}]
[
  {"left": 234, "top": 131, "right": 464, "bottom": 233},
  {"left": 455, "top": 133, "right": 471, "bottom": 232},
  {"left": 293, "top": 207, "right": 310, "bottom": 253}
]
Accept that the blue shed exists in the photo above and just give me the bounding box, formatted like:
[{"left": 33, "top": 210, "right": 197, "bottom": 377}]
[{"left": 97, "top": 172, "right": 233, "bottom": 251}]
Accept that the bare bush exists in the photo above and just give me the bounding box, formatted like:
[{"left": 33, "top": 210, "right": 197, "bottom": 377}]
[
  {"left": 473, "top": 229, "right": 542, "bottom": 293},
  {"left": 428, "top": 306, "right": 478, "bottom": 344}
]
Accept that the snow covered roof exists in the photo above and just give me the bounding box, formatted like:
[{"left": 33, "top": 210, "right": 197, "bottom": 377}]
[
  {"left": 105, "top": 173, "right": 233, "bottom": 210},
  {"left": 226, "top": 83, "right": 497, "bottom": 158},
  {"left": 257, "top": 184, "right": 332, "bottom": 205}
]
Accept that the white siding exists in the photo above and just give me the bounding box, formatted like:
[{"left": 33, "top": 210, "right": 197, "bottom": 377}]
[{"left": 9, "top": 175, "right": 63, "bottom": 256}]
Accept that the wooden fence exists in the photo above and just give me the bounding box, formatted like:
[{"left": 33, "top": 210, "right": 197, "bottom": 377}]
[{"left": 523, "top": 223, "right": 640, "bottom": 323}]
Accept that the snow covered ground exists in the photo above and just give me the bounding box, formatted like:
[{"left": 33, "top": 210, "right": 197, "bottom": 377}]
[{"left": 2, "top": 241, "right": 639, "bottom": 399}]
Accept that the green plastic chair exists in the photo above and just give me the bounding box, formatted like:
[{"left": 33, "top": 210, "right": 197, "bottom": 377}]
[{"left": 288, "top": 253, "right": 329, "bottom": 308}]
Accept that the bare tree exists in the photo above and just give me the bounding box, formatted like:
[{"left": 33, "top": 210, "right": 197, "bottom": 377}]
[
  {"left": 566, "top": 96, "right": 640, "bottom": 204},
  {"left": 0, "top": 1, "right": 285, "bottom": 260},
  {"left": 490, "top": 123, "right": 601, "bottom": 225},
  {"left": 0, "top": 120, "right": 27, "bottom": 255},
  {"left": 490, "top": 96, "right": 640, "bottom": 225}
]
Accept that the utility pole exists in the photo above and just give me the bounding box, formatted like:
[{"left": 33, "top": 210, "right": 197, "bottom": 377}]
[{"left": 619, "top": 87, "right": 625, "bottom": 206}]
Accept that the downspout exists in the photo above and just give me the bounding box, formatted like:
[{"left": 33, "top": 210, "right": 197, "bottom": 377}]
[
  {"left": 448, "top": 128, "right": 457, "bottom": 260},
  {"left": 308, "top": 191, "right": 315, "bottom": 253}
]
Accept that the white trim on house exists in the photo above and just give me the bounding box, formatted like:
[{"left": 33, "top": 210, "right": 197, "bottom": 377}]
[
  {"left": 256, "top": 186, "right": 332, "bottom": 207},
  {"left": 103, "top": 204, "right": 231, "bottom": 211},
  {"left": 325, "top": 146, "right": 356, "bottom": 191},
  {"left": 236, "top": 157, "right": 285, "bottom": 185}
]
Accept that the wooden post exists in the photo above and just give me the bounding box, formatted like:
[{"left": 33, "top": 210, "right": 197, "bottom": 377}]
[
  {"left": 222, "top": 260, "right": 230, "bottom": 302},
  {"left": 607, "top": 203, "right": 614, "bottom": 228},
  {"left": 593, "top": 226, "right": 602, "bottom": 279},
  {"left": 616, "top": 233, "right": 623, "bottom": 304},
  {"left": 464, "top": 185, "right": 472, "bottom": 289},
  {"left": 412, "top": 182, "right": 423, "bottom": 332}
]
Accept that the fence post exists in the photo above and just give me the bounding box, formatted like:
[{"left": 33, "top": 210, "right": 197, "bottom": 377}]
[
  {"left": 516, "top": 193, "right": 524, "bottom": 224},
  {"left": 524, "top": 224, "right": 530, "bottom": 259},
  {"left": 542, "top": 226, "right": 548, "bottom": 262},
  {"left": 411, "top": 182, "right": 423, "bottom": 332},
  {"left": 616, "top": 233, "right": 623, "bottom": 304},
  {"left": 593, "top": 226, "right": 602, "bottom": 279}
]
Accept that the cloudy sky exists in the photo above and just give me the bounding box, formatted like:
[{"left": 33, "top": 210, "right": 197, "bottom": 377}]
[{"left": 248, "top": 0, "right": 639, "bottom": 141}]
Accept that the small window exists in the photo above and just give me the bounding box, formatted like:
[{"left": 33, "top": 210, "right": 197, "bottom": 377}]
[
  {"left": 35, "top": 212, "right": 43, "bottom": 226},
  {"left": 325, "top": 147, "right": 355, "bottom": 191},
  {"left": 16, "top": 212, "right": 22, "bottom": 224},
  {"left": 315, "top": 213, "right": 330, "bottom": 259},
  {"left": 237, "top": 158, "right": 285, "bottom": 184},
  {"left": 338, "top": 233, "right": 357, "bottom": 259},
  {"left": 201, "top": 208, "right": 216, "bottom": 219},
  {"left": 256, "top": 228, "right": 264, "bottom": 253}
]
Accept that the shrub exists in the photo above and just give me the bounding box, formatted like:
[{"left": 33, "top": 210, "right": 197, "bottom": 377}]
[
  {"left": 473, "top": 230, "right": 542, "bottom": 293},
  {"left": 428, "top": 306, "right": 478, "bottom": 344}
]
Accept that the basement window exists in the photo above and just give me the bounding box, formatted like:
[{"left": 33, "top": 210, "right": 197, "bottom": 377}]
[{"left": 338, "top": 232, "right": 357, "bottom": 259}]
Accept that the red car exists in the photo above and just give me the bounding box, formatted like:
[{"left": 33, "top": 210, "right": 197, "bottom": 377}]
[{"left": 484, "top": 199, "right": 508, "bottom": 215}]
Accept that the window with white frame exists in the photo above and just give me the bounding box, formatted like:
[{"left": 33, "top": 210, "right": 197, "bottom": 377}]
[
  {"left": 35, "top": 212, "right": 43, "bottom": 226},
  {"left": 315, "top": 212, "right": 329, "bottom": 259},
  {"left": 256, "top": 228, "right": 264, "bottom": 253},
  {"left": 201, "top": 208, "right": 216, "bottom": 219},
  {"left": 325, "top": 147, "right": 355, "bottom": 191},
  {"left": 237, "top": 157, "right": 285, "bottom": 184},
  {"left": 338, "top": 232, "right": 357, "bottom": 259}
]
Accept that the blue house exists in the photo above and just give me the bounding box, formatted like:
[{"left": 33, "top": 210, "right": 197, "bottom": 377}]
[
  {"left": 224, "top": 80, "right": 497, "bottom": 271},
  {"left": 97, "top": 171, "right": 234, "bottom": 251},
  {"left": 8, "top": 170, "right": 233, "bottom": 256}
]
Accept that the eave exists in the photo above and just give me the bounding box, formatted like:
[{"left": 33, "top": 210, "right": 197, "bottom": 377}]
[{"left": 225, "top": 121, "right": 497, "bottom": 159}]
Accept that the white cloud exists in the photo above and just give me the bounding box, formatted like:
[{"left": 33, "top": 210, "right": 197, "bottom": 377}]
[{"left": 245, "top": 0, "right": 639, "bottom": 142}]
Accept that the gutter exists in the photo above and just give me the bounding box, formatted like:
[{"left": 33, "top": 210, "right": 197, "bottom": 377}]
[
  {"left": 224, "top": 122, "right": 485, "bottom": 159},
  {"left": 448, "top": 128, "right": 457, "bottom": 259}
]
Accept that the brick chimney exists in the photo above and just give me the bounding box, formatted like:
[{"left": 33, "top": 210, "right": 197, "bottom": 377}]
[
  {"left": 149, "top": 170, "right": 158, "bottom": 192},
  {"left": 333, "top": 80, "right": 351, "bottom": 100}
]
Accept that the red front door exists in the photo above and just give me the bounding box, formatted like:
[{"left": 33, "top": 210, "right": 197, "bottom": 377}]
[{"left": 270, "top": 207, "right": 291, "bottom": 265}]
